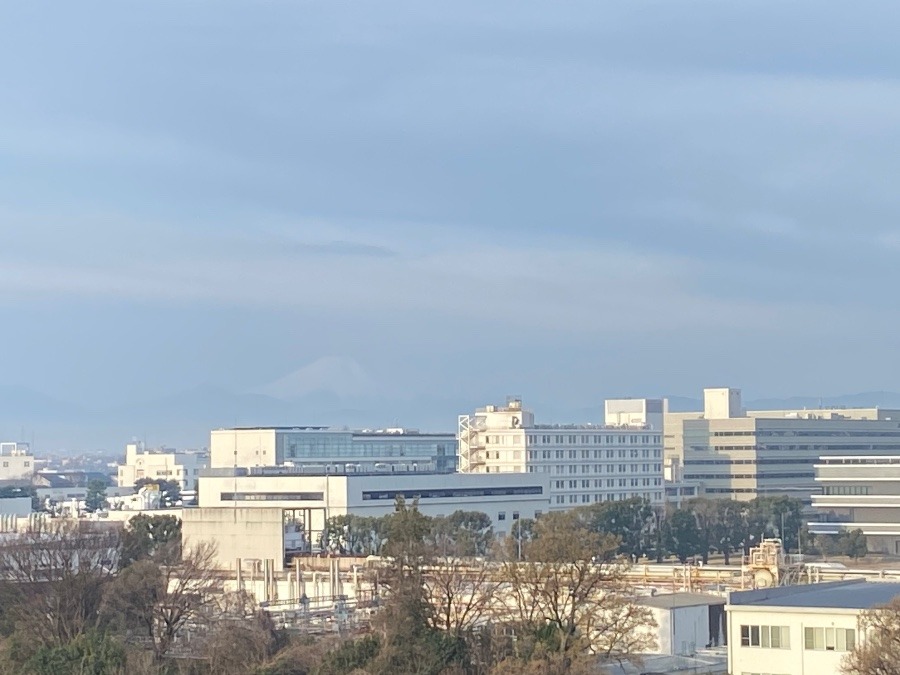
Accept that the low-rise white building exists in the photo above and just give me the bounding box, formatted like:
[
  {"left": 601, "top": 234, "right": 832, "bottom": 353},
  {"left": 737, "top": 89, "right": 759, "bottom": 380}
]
[
  {"left": 117, "top": 442, "right": 208, "bottom": 492},
  {"left": 637, "top": 592, "right": 726, "bottom": 656},
  {"left": 0, "top": 442, "right": 34, "bottom": 484},
  {"left": 726, "top": 580, "right": 900, "bottom": 675},
  {"left": 187, "top": 467, "right": 551, "bottom": 570}
]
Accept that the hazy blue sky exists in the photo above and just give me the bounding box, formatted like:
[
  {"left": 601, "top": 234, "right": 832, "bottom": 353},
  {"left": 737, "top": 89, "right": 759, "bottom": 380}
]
[{"left": 3, "top": 1, "right": 900, "bottom": 416}]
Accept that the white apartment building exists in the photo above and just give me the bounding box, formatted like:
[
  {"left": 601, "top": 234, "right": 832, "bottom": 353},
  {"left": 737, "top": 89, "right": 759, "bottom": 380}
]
[
  {"left": 726, "top": 580, "right": 900, "bottom": 675},
  {"left": 665, "top": 388, "right": 900, "bottom": 502},
  {"left": 210, "top": 427, "right": 457, "bottom": 473},
  {"left": 0, "top": 442, "right": 34, "bottom": 484},
  {"left": 117, "top": 442, "right": 208, "bottom": 492},
  {"left": 458, "top": 399, "right": 665, "bottom": 507},
  {"left": 809, "top": 455, "right": 900, "bottom": 554},
  {"left": 187, "top": 467, "right": 551, "bottom": 570}
]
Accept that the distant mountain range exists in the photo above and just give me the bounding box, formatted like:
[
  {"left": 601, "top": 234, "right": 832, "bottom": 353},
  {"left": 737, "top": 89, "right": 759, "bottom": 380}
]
[{"left": 4, "top": 381, "right": 900, "bottom": 456}]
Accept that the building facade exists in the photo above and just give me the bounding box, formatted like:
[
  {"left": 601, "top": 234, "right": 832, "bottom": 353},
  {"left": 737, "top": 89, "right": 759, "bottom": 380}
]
[
  {"left": 809, "top": 455, "right": 900, "bottom": 554},
  {"left": 210, "top": 427, "right": 457, "bottom": 473},
  {"left": 188, "top": 467, "right": 551, "bottom": 570},
  {"left": 0, "top": 442, "right": 34, "bottom": 484},
  {"left": 665, "top": 388, "right": 900, "bottom": 502},
  {"left": 117, "top": 442, "right": 208, "bottom": 492},
  {"left": 726, "top": 580, "right": 900, "bottom": 675},
  {"left": 458, "top": 399, "right": 665, "bottom": 506}
]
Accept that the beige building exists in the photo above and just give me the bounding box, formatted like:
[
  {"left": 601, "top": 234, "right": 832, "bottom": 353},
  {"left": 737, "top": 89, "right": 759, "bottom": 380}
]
[
  {"left": 809, "top": 455, "right": 900, "bottom": 554},
  {"left": 117, "top": 442, "right": 208, "bottom": 492},
  {"left": 665, "top": 388, "right": 900, "bottom": 502},
  {"left": 0, "top": 442, "right": 34, "bottom": 484},
  {"left": 458, "top": 399, "right": 664, "bottom": 507}
]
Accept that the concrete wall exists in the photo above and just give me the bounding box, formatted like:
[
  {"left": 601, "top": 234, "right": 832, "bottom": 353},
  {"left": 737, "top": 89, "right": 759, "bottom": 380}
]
[
  {"left": 183, "top": 507, "right": 286, "bottom": 571},
  {"left": 210, "top": 429, "right": 279, "bottom": 469}
]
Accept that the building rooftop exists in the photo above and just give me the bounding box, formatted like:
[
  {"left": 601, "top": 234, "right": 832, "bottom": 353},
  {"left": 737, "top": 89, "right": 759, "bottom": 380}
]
[
  {"left": 637, "top": 592, "right": 725, "bottom": 609},
  {"left": 219, "top": 426, "right": 452, "bottom": 437},
  {"left": 729, "top": 580, "right": 900, "bottom": 610}
]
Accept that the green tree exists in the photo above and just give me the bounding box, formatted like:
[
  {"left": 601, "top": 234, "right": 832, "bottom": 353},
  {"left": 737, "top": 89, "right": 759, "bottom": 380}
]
[
  {"left": 584, "top": 497, "right": 653, "bottom": 560},
  {"left": 23, "top": 630, "right": 126, "bottom": 675},
  {"left": 843, "top": 529, "right": 868, "bottom": 560},
  {"left": 750, "top": 496, "right": 804, "bottom": 552},
  {"left": 664, "top": 508, "right": 702, "bottom": 563},
  {"left": 432, "top": 510, "right": 494, "bottom": 557},
  {"left": 321, "top": 514, "right": 387, "bottom": 555},
  {"left": 84, "top": 479, "right": 108, "bottom": 514},
  {"left": 684, "top": 498, "right": 716, "bottom": 564},
  {"left": 712, "top": 499, "right": 745, "bottom": 564},
  {"left": 121, "top": 514, "right": 181, "bottom": 566},
  {"left": 133, "top": 478, "right": 181, "bottom": 507}
]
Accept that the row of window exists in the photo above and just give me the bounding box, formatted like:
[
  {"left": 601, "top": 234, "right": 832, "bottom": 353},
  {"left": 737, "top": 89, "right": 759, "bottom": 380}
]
[
  {"left": 361, "top": 486, "right": 544, "bottom": 501},
  {"left": 739, "top": 624, "right": 856, "bottom": 652},
  {"left": 528, "top": 449, "right": 662, "bottom": 460},
  {"left": 823, "top": 485, "right": 872, "bottom": 496},
  {"left": 520, "top": 434, "right": 659, "bottom": 445},
  {"left": 554, "top": 478, "right": 662, "bottom": 489},
  {"left": 554, "top": 492, "right": 662, "bottom": 504}
]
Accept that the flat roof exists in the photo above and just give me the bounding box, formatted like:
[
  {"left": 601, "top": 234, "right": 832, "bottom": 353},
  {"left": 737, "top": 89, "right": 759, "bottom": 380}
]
[
  {"left": 729, "top": 580, "right": 900, "bottom": 610},
  {"left": 216, "top": 426, "right": 453, "bottom": 437},
  {"left": 638, "top": 592, "right": 725, "bottom": 609}
]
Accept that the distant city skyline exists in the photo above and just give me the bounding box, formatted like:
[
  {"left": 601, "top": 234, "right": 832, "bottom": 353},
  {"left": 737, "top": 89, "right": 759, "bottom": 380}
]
[{"left": 4, "top": 2, "right": 900, "bottom": 450}]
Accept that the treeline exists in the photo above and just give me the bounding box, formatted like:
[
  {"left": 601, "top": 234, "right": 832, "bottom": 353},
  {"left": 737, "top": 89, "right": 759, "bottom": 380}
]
[{"left": 322, "top": 494, "right": 860, "bottom": 565}]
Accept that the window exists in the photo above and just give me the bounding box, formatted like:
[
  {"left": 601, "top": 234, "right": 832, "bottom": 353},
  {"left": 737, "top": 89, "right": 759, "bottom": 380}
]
[
  {"left": 498, "top": 512, "right": 506, "bottom": 521},
  {"left": 740, "top": 625, "right": 790, "bottom": 649},
  {"left": 804, "top": 627, "right": 855, "bottom": 652}
]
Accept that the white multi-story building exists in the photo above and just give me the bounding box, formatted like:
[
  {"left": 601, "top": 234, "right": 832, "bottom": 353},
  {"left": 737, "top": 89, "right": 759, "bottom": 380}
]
[
  {"left": 210, "top": 427, "right": 457, "bottom": 473},
  {"left": 0, "top": 442, "right": 34, "bottom": 484},
  {"left": 665, "top": 388, "right": 900, "bottom": 502},
  {"left": 458, "top": 399, "right": 665, "bottom": 507},
  {"left": 726, "top": 580, "right": 900, "bottom": 675},
  {"left": 117, "top": 442, "right": 208, "bottom": 492}
]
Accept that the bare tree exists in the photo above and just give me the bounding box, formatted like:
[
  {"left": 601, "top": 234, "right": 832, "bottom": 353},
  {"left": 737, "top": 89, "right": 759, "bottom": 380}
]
[
  {"left": 0, "top": 519, "right": 121, "bottom": 648},
  {"left": 426, "top": 556, "right": 501, "bottom": 637},
  {"left": 499, "top": 510, "right": 655, "bottom": 671},
  {"left": 843, "top": 597, "right": 900, "bottom": 675},
  {"left": 103, "top": 540, "right": 221, "bottom": 660}
]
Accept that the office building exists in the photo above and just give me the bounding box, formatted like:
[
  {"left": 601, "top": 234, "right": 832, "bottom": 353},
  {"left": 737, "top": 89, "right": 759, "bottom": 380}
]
[
  {"left": 0, "top": 442, "right": 34, "bottom": 484},
  {"left": 458, "top": 399, "right": 665, "bottom": 506},
  {"left": 665, "top": 388, "right": 900, "bottom": 501},
  {"left": 726, "top": 580, "right": 900, "bottom": 675},
  {"left": 186, "top": 466, "right": 550, "bottom": 570},
  {"left": 117, "top": 442, "right": 208, "bottom": 492},
  {"left": 809, "top": 455, "right": 900, "bottom": 554},
  {"left": 210, "top": 427, "right": 457, "bottom": 473}
]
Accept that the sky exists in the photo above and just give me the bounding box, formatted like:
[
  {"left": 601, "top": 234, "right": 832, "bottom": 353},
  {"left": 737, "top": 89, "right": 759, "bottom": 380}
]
[{"left": 3, "top": 1, "right": 900, "bottom": 438}]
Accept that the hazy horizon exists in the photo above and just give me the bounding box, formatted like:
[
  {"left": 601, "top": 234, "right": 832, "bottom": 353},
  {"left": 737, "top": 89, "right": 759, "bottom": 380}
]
[{"left": 4, "top": 2, "right": 900, "bottom": 451}]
